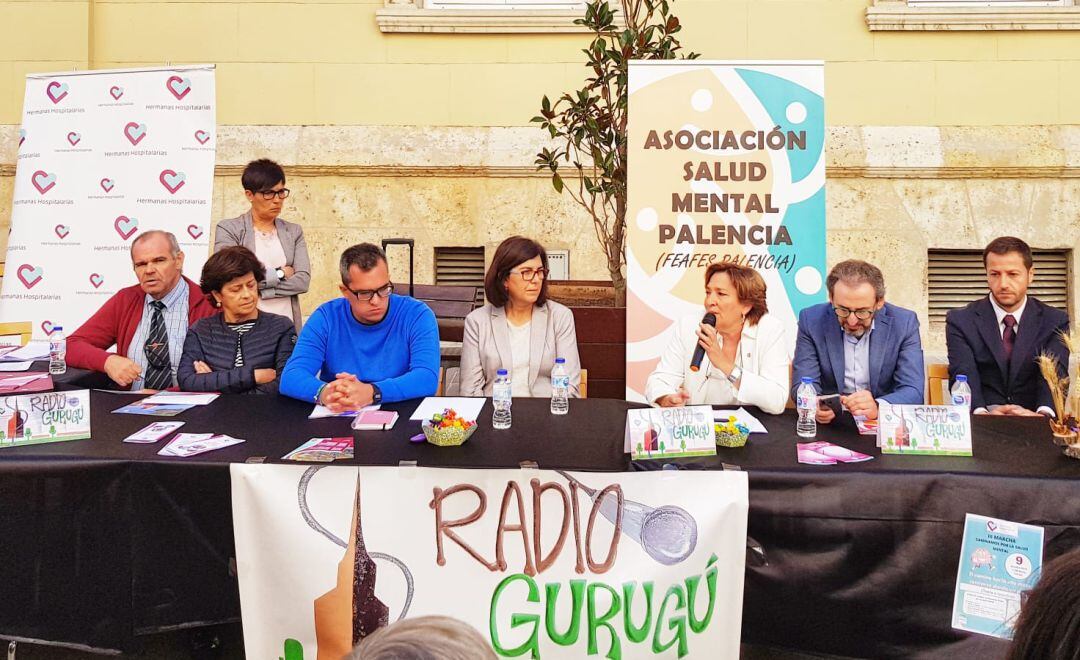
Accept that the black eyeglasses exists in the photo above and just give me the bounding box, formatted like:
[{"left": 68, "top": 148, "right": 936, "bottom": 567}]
[
  {"left": 509, "top": 267, "right": 549, "bottom": 282},
  {"left": 258, "top": 188, "right": 290, "bottom": 200},
  {"left": 834, "top": 305, "right": 876, "bottom": 320},
  {"left": 347, "top": 282, "right": 393, "bottom": 302}
]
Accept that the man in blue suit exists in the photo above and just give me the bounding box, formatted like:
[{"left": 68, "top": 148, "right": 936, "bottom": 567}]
[
  {"left": 946, "top": 236, "right": 1068, "bottom": 416},
  {"left": 792, "top": 260, "right": 924, "bottom": 425}
]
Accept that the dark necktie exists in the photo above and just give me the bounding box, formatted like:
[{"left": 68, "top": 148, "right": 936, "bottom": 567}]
[
  {"left": 143, "top": 300, "right": 172, "bottom": 390},
  {"left": 1002, "top": 314, "right": 1017, "bottom": 362}
]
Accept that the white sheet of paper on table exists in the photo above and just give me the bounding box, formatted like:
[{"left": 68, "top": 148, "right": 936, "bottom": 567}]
[
  {"left": 308, "top": 403, "right": 380, "bottom": 419},
  {"left": 409, "top": 397, "right": 487, "bottom": 421},
  {"left": 712, "top": 407, "right": 768, "bottom": 434},
  {"left": 2, "top": 341, "right": 49, "bottom": 362},
  {"left": 142, "top": 391, "right": 220, "bottom": 406},
  {"left": 0, "top": 361, "right": 33, "bottom": 372}
]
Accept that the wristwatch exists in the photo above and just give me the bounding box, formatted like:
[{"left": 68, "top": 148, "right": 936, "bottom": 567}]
[
  {"left": 370, "top": 383, "right": 383, "bottom": 405},
  {"left": 275, "top": 267, "right": 286, "bottom": 280},
  {"left": 726, "top": 366, "right": 742, "bottom": 385}
]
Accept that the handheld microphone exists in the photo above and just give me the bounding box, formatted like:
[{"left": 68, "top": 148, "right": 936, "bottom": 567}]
[{"left": 689, "top": 312, "right": 716, "bottom": 372}]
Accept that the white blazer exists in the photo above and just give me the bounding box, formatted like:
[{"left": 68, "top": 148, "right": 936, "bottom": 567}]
[{"left": 645, "top": 311, "right": 790, "bottom": 414}]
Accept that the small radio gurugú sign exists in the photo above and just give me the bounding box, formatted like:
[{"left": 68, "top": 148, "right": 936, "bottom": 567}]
[{"left": 0, "top": 389, "right": 91, "bottom": 447}]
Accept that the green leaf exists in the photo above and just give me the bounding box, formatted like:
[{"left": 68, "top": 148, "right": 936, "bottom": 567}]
[{"left": 552, "top": 174, "right": 564, "bottom": 193}]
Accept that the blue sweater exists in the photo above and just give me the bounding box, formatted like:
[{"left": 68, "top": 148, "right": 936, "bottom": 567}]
[{"left": 280, "top": 295, "right": 440, "bottom": 404}]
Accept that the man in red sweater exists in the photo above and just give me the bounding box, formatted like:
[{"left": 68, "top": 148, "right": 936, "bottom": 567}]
[{"left": 67, "top": 230, "right": 216, "bottom": 390}]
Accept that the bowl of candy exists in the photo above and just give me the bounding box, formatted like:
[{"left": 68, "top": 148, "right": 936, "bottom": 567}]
[
  {"left": 714, "top": 416, "right": 751, "bottom": 448},
  {"left": 422, "top": 408, "right": 477, "bottom": 447}
]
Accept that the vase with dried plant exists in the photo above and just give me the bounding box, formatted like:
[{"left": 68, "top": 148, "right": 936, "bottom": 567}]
[{"left": 1037, "top": 352, "right": 1080, "bottom": 456}]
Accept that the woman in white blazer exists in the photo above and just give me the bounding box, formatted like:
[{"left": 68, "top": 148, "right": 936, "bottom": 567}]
[
  {"left": 645, "top": 262, "right": 790, "bottom": 414},
  {"left": 460, "top": 236, "right": 581, "bottom": 397}
]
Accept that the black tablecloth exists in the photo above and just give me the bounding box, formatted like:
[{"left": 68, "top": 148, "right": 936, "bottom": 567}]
[{"left": 1, "top": 389, "right": 1078, "bottom": 657}]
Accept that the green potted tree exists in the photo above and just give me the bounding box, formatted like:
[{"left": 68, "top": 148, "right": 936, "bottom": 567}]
[{"left": 534, "top": 0, "right": 697, "bottom": 398}]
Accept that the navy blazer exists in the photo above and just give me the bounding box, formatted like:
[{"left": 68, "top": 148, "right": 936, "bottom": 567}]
[
  {"left": 177, "top": 312, "right": 297, "bottom": 394},
  {"left": 792, "top": 302, "right": 925, "bottom": 405},
  {"left": 945, "top": 295, "right": 1068, "bottom": 411}
]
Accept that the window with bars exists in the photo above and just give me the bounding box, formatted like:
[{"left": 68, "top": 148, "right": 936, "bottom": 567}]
[
  {"left": 434, "top": 246, "right": 486, "bottom": 289},
  {"left": 927, "top": 249, "right": 1070, "bottom": 324}
]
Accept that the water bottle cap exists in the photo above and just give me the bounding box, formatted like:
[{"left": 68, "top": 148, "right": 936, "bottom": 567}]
[
  {"left": 956, "top": 375, "right": 967, "bottom": 383},
  {"left": 497, "top": 369, "right": 508, "bottom": 376},
  {"left": 800, "top": 377, "right": 812, "bottom": 384},
  {"left": 555, "top": 357, "right": 565, "bottom": 364}
]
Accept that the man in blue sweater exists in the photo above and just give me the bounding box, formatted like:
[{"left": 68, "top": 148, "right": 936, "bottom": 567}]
[{"left": 280, "top": 243, "right": 439, "bottom": 410}]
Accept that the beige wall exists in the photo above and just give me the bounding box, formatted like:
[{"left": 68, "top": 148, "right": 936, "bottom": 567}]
[{"left": 2, "top": 0, "right": 1080, "bottom": 354}]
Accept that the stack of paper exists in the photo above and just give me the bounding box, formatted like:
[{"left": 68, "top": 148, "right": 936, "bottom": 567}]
[
  {"left": 158, "top": 433, "right": 245, "bottom": 457},
  {"left": 797, "top": 441, "right": 873, "bottom": 465},
  {"left": 282, "top": 437, "right": 354, "bottom": 462},
  {"left": 308, "top": 403, "right": 380, "bottom": 419}
]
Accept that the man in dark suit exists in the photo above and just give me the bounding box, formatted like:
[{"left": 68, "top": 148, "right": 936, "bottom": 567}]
[
  {"left": 792, "top": 260, "right": 925, "bottom": 424},
  {"left": 946, "top": 236, "right": 1069, "bottom": 416}
]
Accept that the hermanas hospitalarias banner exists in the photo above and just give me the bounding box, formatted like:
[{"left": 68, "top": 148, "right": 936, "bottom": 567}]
[
  {"left": 1, "top": 66, "right": 215, "bottom": 340},
  {"left": 625, "top": 61, "right": 826, "bottom": 401},
  {"left": 231, "top": 465, "right": 748, "bottom": 659}
]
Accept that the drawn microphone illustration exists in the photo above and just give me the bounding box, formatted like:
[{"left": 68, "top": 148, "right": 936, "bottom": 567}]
[
  {"left": 557, "top": 470, "right": 698, "bottom": 566},
  {"left": 689, "top": 312, "right": 717, "bottom": 372}
]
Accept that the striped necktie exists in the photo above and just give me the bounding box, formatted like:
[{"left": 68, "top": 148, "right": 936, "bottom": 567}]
[{"left": 143, "top": 300, "right": 172, "bottom": 390}]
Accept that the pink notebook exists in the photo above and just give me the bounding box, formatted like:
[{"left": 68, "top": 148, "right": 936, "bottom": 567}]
[{"left": 351, "top": 410, "right": 399, "bottom": 431}]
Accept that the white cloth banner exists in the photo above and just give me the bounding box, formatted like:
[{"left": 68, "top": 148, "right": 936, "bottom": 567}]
[
  {"left": 232, "top": 465, "right": 748, "bottom": 659},
  {"left": 1, "top": 66, "right": 216, "bottom": 339}
]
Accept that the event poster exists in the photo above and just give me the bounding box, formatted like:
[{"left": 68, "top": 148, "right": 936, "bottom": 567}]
[
  {"left": 1, "top": 66, "right": 216, "bottom": 340},
  {"left": 625, "top": 61, "right": 826, "bottom": 401},
  {"left": 878, "top": 404, "right": 973, "bottom": 456},
  {"left": 625, "top": 405, "right": 716, "bottom": 459},
  {"left": 952, "top": 514, "right": 1044, "bottom": 640},
  {"left": 232, "top": 465, "right": 748, "bottom": 659},
  {"left": 0, "top": 389, "right": 90, "bottom": 447}
]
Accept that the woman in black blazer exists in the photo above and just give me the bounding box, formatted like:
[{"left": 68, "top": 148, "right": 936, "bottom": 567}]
[{"left": 178, "top": 247, "right": 296, "bottom": 394}]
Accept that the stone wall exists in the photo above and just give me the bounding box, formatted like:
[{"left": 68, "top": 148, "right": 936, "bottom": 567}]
[{"left": 2, "top": 123, "right": 1079, "bottom": 355}]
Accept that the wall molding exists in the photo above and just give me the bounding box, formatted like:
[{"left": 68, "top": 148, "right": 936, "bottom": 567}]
[
  {"left": 376, "top": 0, "right": 622, "bottom": 33},
  {"left": 6, "top": 163, "right": 1080, "bottom": 179},
  {"left": 867, "top": 1, "right": 1080, "bottom": 31}
]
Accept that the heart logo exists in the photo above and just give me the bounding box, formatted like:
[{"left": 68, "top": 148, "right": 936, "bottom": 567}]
[
  {"left": 166, "top": 75, "right": 191, "bottom": 100},
  {"left": 54, "top": 224, "right": 69, "bottom": 239},
  {"left": 123, "top": 122, "right": 146, "bottom": 146},
  {"left": 187, "top": 224, "right": 203, "bottom": 240},
  {"left": 194, "top": 130, "right": 210, "bottom": 145},
  {"left": 16, "top": 264, "right": 43, "bottom": 289},
  {"left": 159, "top": 170, "right": 186, "bottom": 194},
  {"left": 31, "top": 170, "right": 56, "bottom": 195},
  {"left": 89, "top": 273, "right": 104, "bottom": 289},
  {"left": 66, "top": 131, "right": 81, "bottom": 146},
  {"left": 40, "top": 321, "right": 56, "bottom": 336},
  {"left": 987, "top": 521, "right": 998, "bottom": 532},
  {"left": 46, "top": 81, "right": 68, "bottom": 104},
  {"left": 19, "top": 129, "right": 26, "bottom": 147},
  {"left": 114, "top": 215, "right": 139, "bottom": 240},
  {"left": 100, "top": 178, "right": 114, "bottom": 193},
  {"left": 109, "top": 86, "right": 123, "bottom": 100}
]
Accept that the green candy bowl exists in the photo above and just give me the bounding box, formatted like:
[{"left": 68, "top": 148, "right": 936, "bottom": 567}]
[
  {"left": 422, "top": 420, "right": 477, "bottom": 447},
  {"left": 714, "top": 421, "right": 751, "bottom": 448}
]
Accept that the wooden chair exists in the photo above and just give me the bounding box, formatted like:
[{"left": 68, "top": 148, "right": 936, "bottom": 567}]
[
  {"left": 579, "top": 368, "right": 588, "bottom": 399},
  {"left": 0, "top": 321, "right": 33, "bottom": 346},
  {"left": 411, "top": 284, "right": 482, "bottom": 343},
  {"left": 435, "top": 367, "right": 445, "bottom": 396},
  {"left": 927, "top": 363, "right": 950, "bottom": 405}
]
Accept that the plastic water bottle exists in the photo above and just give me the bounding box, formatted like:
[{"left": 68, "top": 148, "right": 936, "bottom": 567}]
[
  {"left": 48, "top": 326, "right": 66, "bottom": 375},
  {"left": 550, "top": 358, "right": 569, "bottom": 415},
  {"left": 951, "top": 374, "right": 972, "bottom": 410},
  {"left": 493, "top": 369, "right": 512, "bottom": 430},
  {"left": 796, "top": 377, "right": 817, "bottom": 438}
]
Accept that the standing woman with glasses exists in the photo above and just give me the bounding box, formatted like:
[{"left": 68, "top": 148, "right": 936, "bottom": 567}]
[
  {"left": 214, "top": 159, "right": 310, "bottom": 331},
  {"left": 460, "top": 236, "right": 581, "bottom": 397}
]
